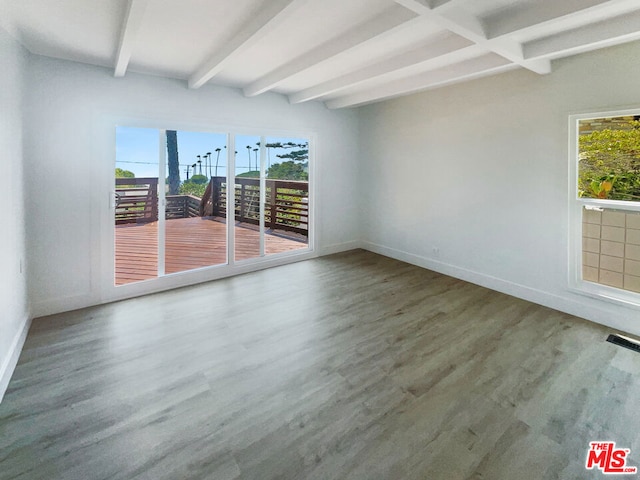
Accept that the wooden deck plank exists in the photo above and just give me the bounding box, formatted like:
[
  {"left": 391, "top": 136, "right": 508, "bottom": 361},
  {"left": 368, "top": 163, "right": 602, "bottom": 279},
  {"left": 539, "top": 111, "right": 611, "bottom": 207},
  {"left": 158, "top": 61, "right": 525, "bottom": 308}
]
[{"left": 115, "top": 216, "right": 307, "bottom": 285}]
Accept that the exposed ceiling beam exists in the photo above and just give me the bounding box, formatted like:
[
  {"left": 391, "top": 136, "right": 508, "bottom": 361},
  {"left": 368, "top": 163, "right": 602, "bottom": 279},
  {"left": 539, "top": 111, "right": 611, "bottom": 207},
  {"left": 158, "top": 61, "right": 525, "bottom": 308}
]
[
  {"left": 485, "top": 0, "right": 638, "bottom": 39},
  {"left": 243, "top": 6, "right": 416, "bottom": 97},
  {"left": 292, "top": 0, "right": 637, "bottom": 107},
  {"left": 188, "top": 0, "right": 304, "bottom": 89},
  {"left": 428, "top": 0, "right": 467, "bottom": 9},
  {"left": 289, "top": 34, "right": 478, "bottom": 104},
  {"left": 394, "top": 0, "right": 551, "bottom": 75},
  {"left": 523, "top": 10, "right": 640, "bottom": 60},
  {"left": 114, "top": 0, "right": 151, "bottom": 77},
  {"left": 325, "top": 53, "right": 515, "bottom": 109},
  {"left": 317, "top": 0, "right": 640, "bottom": 108},
  {"left": 485, "top": 0, "right": 614, "bottom": 39}
]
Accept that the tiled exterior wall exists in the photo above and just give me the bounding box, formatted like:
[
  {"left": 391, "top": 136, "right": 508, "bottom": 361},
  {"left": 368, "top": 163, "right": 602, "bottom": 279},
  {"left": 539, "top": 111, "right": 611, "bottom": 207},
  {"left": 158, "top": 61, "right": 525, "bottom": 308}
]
[
  {"left": 579, "top": 116, "right": 639, "bottom": 134},
  {"left": 582, "top": 207, "right": 640, "bottom": 292}
]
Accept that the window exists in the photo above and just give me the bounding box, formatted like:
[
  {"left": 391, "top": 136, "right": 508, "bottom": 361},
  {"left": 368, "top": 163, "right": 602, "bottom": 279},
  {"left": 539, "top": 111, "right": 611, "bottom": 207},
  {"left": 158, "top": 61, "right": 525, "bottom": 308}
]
[
  {"left": 114, "top": 127, "right": 312, "bottom": 286},
  {"left": 570, "top": 110, "right": 640, "bottom": 305}
]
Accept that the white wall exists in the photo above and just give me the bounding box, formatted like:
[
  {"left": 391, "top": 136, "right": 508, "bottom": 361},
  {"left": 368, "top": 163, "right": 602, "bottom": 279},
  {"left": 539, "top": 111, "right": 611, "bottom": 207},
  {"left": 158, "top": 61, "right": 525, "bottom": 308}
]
[
  {"left": 358, "top": 40, "right": 640, "bottom": 336},
  {"left": 19, "top": 38, "right": 640, "bottom": 335},
  {"left": 0, "top": 27, "right": 29, "bottom": 400},
  {"left": 24, "top": 55, "right": 360, "bottom": 317}
]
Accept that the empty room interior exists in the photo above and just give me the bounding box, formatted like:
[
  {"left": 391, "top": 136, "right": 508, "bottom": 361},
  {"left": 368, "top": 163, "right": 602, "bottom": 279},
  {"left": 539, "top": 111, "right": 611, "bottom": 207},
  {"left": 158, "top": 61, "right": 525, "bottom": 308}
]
[{"left": 3, "top": 0, "right": 640, "bottom": 478}]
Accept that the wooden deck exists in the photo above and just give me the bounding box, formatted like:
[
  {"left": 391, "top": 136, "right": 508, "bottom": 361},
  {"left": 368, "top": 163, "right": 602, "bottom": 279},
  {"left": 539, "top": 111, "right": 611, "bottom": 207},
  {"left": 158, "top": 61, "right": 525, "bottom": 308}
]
[{"left": 115, "top": 216, "right": 307, "bottom": 285}]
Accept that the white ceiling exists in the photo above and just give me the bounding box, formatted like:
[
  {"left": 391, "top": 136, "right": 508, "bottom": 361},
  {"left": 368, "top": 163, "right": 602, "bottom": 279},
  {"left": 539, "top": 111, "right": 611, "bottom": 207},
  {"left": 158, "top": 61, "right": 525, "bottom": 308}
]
[{"left": 2, "top": 0, "right": 640, "bottom": 109}]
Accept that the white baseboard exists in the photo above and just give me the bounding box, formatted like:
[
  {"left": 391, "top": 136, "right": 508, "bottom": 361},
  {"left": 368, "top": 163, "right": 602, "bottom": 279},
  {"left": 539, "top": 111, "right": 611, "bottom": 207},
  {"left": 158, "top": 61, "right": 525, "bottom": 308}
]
[
  {"left": 32, "top": 292, "right": 95, "bottom": 319},
  {"left": 361, "top": 241, "right": 640, "bottom": 337},
  {"left": 33, "top": 249, "right": 321, "bottom": 317},
  {"left": 319, "top": 240, "right": 363, "bottom": 256},
  {"left": 0, "top": 315, "right": 32, "bottom": 404}
]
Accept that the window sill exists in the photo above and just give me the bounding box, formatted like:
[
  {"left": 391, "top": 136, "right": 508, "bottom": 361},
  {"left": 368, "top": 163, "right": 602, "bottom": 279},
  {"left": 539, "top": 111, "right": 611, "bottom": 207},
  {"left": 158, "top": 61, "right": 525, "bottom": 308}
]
[{"left": 569, "top": 281, "right": 640, "bottom": 310}]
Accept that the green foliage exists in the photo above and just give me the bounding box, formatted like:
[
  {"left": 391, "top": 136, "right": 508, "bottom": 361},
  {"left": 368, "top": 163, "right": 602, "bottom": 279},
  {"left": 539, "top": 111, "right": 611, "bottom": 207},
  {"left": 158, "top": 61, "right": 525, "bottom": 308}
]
[
  {"left": 115, "top": 168, "right": 135, "bottom": 178},
  {"left": 587, "top": 179, "right": 613, "bottom": 199},
  {"left": 579, "top": 120, "right": 640, "bottom": 201},
  {"left": 180, "top": 181, "right": 206, "bottom": 197},
  {"left": 236, "top": 171, "right": 260, "bottom": 178},
  {"left": 190, "top": 174, "right": 208, "bottom": 184},
  {"left": 276, "top": 149, "right": 308, "bottom": 161},
  {"left": 267, "top": 161, "right": 308, "bottom": 180}
]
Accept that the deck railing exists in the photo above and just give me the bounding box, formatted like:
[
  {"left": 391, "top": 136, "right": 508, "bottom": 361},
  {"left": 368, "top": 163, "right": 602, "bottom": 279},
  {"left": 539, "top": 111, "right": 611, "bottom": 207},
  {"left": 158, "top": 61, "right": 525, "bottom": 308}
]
[
  {"left": 166, "top": 195, "right": 201, "bottom": 219},
  {"left": 116, "top": 178, "right": 200, "bottom": 224},
  {"left": 202, "top": 177, "right": 309, "bottom": 236},
  {"left": 116, "top": 176, "right": 309, "bottom": 237},
  {"left": 115, "top": 177, "right": 158, "bottom": 224}
]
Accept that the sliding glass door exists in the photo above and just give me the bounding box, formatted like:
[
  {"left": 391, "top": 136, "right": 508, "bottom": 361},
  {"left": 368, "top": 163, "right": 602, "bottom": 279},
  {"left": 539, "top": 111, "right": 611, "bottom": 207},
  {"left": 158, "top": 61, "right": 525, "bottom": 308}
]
[
  {"left": 263, "top": 136, "right": 309, "bottom": 255},
  {"left": 114, "top": 127, "right": 310, "bottom": 286},
  {"left": 163, "top": 130, "right": 228, "bottom": 275},
  {"left": 114, "top": 127, "right": 160, "bottom": 285},
  {"left": 234, "top": 135, "right": 262, "bottom": 262}
]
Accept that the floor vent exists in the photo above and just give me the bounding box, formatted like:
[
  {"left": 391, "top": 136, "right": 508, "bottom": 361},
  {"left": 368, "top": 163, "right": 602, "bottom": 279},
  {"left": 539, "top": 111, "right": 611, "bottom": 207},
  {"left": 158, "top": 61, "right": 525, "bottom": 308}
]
[{"left": 607, "top": 334, "right": 640, "bottom": 354}]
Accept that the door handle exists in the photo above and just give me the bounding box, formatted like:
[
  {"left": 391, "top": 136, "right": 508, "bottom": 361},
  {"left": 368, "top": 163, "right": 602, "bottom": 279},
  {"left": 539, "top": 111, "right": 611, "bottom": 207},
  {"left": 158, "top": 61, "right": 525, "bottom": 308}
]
[{"left": 110, "top": 191, "right": 121, "bottom": 209}]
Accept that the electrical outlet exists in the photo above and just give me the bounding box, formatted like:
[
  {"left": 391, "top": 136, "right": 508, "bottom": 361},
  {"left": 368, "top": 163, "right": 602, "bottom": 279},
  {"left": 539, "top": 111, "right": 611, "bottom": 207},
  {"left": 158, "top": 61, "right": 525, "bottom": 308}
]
[{"left": 432, "top": 247, "right": 440, "bottom": 257}]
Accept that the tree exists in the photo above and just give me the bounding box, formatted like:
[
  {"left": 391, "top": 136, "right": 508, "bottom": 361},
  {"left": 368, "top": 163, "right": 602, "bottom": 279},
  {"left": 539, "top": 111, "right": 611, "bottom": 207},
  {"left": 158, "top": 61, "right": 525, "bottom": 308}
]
[
  {"left": 180, "top": 181, "right": 206, "bottom": 197},
  {"left": 246, "top": 145, "right": 252, "bottom": 172},
  {"left": 166, "top": 130, "right": 180, "bottom": 195},
  {"left": 579, "top": 120, "right": 640, "bottom": 201},
  {"left": 180, "top": 173, "right": 208, "bottom": 198},
  {"left": 274, "top": 141, "right": 308, "bottom": 164},
  {"left": 265, "top": 143, "right": 277, "bottom": 170},
  {"left": 115, "top": 168, "right": 135, "bottom": 178},
  {"left": 265, "top": 141, "right": 309, "bottom": 180},
  {"left": 214, "top": 148, "right": 222, "bottom": 177},
  {"left": 267, "top": 161, "right": 308, "bottom": 180},
  {"left": 190, "top": 174, "right": 207, "bottom": 184},
  {"left": 276, "top": 148, "right": 308, "bottom": 162},
  {"left": 205, "top": 152, "right": 212, "bottom": 177}
]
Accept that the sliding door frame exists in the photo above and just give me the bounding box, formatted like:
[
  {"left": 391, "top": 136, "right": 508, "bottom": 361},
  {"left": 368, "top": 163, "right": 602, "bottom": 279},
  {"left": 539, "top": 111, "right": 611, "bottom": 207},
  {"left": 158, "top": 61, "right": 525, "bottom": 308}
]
[
  {"left": 157, "top": 129, "right": 167, "bottom": 277},
  {"left": 227, "top": 132, "right": 236, "bottom": 267},
  {"left": 260, "top": 136, "right": 266, "bottom": 258},
  {"left": 96, "top": 114, "right": 316, "bottom": 306}
]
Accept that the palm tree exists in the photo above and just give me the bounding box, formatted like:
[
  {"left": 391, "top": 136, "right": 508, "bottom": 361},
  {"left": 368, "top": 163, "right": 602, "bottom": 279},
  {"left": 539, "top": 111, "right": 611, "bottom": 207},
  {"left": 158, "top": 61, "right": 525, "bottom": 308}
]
[
  {"left": 253, "top": 148, "right": 259, "bottom": 173},
  {"left": 214, "top": 148, "right": 222, "bottom": 177},
  {"left": 266, "top": 145, "right": 271, "bottom": 172},
  {"left": 246, "top": 145, "right": 252, "bottom": 172},
  {"left": 265, "top": 142, "right": 282, "bottom": 173}
]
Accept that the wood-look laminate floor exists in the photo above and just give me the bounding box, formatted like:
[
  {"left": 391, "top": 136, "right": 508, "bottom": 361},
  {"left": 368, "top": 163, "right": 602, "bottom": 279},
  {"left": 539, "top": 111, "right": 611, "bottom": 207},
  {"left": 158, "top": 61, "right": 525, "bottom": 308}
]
[{"left": 1, "top": 250, "right": 639, "bottom": 480}]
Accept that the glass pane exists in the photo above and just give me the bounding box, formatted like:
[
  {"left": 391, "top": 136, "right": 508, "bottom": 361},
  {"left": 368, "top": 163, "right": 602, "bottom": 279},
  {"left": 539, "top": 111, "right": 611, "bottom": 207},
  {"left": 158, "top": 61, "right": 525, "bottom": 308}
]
[
  {"left": 235, "top": 135, "right": 262, "bottom": 261},
  {"left": 582, "top": 206, "right": 640, "bottom": 293},
  {"left": 264, "top": 136, "right": 309, "bottom": 255},
  {"left": 164, "top": 130, "right": 228, "bottom": 274},
  {"left": 115, "top": 126, "right": 159, "bottom": 285},
  {"left": 578, "top": 116, "right": 640, "bottom": 202}
]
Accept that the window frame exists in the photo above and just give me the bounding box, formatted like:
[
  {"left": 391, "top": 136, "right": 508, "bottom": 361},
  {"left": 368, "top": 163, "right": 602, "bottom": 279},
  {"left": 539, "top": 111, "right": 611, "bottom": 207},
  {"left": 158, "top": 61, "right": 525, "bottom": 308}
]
[
  {"left": 568, "top": 107, "right": 640, "bottom": 308},
  {"left": 96, "top": 112, "right": 317, "bottom": 305}
]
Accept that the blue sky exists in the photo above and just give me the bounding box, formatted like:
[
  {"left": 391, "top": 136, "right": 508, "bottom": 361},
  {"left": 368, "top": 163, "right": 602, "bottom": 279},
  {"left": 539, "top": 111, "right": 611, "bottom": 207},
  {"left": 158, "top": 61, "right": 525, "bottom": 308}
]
[{"left": 116, "top": 127, "right": 307, "bottom": 179}]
